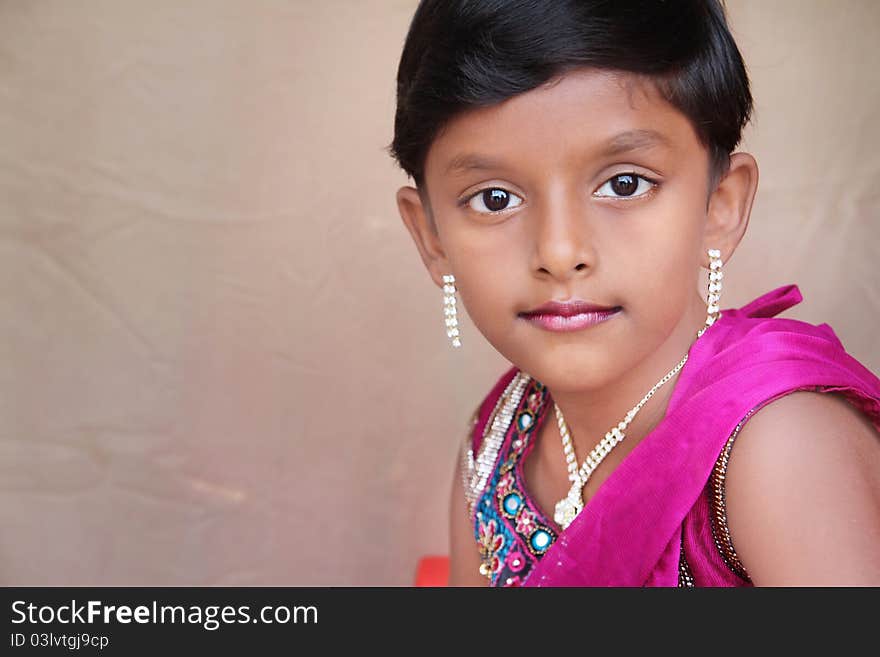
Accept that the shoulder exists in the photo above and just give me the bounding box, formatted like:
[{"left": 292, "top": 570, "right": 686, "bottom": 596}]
[
  {"left": 732, "top": 390, "right": 879, "bottom": 467},
  {"left": 725, "top": 389, "right": 880, "bottom": 585}
]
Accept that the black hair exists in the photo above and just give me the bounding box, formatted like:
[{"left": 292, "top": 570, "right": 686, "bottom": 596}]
[{"left": 389, "top": 0, "right": 752, "bottom": 190}]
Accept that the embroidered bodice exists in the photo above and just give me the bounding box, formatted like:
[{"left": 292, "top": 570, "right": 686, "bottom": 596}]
[{"left": 465, "top": 374, "right": 559, "bottom": 586}]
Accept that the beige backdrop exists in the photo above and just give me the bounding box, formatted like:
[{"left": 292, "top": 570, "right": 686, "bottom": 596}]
[{"left": 0, "top": 1, "right": 877, "bottom": 585}]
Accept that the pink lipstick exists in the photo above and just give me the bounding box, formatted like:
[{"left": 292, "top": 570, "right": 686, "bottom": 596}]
[{"left": 519, "top": 300, "right": 621, "bottom": 332}]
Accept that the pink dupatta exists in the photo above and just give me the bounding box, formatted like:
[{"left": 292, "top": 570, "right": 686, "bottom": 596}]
[{"left": 472, "top": 284, "right": 880, "bottom": 587}]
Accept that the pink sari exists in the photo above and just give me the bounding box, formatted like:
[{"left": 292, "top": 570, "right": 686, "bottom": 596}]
[{"left": 471, "top": 285, "right": 880, "bottom": 586}]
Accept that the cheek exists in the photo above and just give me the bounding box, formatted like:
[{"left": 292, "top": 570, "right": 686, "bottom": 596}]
[
  {"left": 455, "top": 265, "right": 515, "bottom": 330},
  {"left": 640, "top": 258, "right": 695, "bottom": 314},
  {"left": 444, "top": 223, "right": 525, "bottom": 297},
  {"left": 624, "top": 217, "right": 703, "bottom": 325}
]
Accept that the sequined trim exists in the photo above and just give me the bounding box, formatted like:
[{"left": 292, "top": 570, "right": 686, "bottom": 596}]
[
  {"left": 459, "top": 407, "right": 481, "bottom": 512},
  {"left": 708, "top": 409, "right": 758, "bottom": 583},
  {"left": 678, "top": 534, "right": 695, "bottom": 588},
  {"left": 462, "top": 373, "right": 530, "bottom": 520}
]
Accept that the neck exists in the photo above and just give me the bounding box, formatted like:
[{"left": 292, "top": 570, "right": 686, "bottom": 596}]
[{"left": 548, "top": 291, "right": 706, "bottom": 456}]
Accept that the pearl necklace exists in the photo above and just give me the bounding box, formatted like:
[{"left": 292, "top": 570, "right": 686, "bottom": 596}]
[{"left": 552, "top": 351, "right": 691, "bottom": 529}]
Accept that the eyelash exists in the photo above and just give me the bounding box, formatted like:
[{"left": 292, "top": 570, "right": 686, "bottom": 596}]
[{"left": 460, "top": 172, "right": 659, "bottom": 214}]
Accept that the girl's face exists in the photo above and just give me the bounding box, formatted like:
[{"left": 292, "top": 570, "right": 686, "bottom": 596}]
[{"left": 400, "top": 68, "right": 748, "bottom": 393}]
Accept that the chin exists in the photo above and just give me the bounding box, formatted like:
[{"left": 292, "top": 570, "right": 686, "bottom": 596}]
[{"left": 513, "top": 349, "right": 619, "bottom": 393}]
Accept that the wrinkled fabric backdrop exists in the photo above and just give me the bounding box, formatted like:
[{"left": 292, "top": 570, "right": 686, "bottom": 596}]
[{"left": 0, "top": 1, "right": 877, "bottom": 585}]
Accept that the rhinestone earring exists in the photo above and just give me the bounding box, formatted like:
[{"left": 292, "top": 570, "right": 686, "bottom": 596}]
[
  {"left": 697, "top": 248, "right": 723, "bottom": 338},
  {"left": 442, "top": 274, "right": 461, "bottom": 348}
]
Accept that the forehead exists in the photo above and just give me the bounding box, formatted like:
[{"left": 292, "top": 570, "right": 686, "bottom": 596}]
[{"left": 425, "top": 68, "right": 702, "bottom": 179}]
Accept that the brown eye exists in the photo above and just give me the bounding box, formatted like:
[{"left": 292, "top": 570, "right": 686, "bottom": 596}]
[
  {"left": 467, "top": 188, "right": 524, "bottom": 213},
  {"left": 484, "top": 189, "right": 509, "bottom": 211},
  {"left": 594, "top": 173, "right": 655, "bottom": 199},
  {"left": 610, "top": 174, "right": 637, "bottom": 196}
]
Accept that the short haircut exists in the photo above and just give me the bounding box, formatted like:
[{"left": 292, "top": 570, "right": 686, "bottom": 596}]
[{"left": 389, "top": 0, "right": 753, "bottom": 190}]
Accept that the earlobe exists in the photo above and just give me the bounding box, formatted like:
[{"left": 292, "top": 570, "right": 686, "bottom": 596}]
[
  {"left": 396, "top": 185, "right": 450, "bottom": 287},
  {"left": 703, "top": 152, "right": 759, "bottom": 265}
]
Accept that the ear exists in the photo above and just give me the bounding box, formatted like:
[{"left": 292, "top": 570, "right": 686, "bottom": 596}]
[
  {"left": 396, "top": 185, "right": 452, "bottom": 288},
  {"left": 703, "top": 152, "right": 759, "bottom": 266}
]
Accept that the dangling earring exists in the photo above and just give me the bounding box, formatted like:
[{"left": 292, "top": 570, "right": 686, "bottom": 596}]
[
  {"left": 442, "top": 274, "right": 462, "bottom": 348},
  {"left": 697, "top": 248, "right": 723, "bottom": 338}
]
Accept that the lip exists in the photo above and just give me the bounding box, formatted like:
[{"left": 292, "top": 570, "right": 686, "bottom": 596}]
[{"left": 519, "top": 300, "right": 622, "bottom": 333}]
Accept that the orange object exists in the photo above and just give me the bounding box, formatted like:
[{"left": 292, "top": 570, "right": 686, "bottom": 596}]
[{"left": 414, "top": 555, "right": 450, "bottom": 587}]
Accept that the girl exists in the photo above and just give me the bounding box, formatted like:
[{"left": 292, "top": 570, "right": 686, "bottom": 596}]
[{"left": 389, "top": 0, "right": 880, "bottom": 586}]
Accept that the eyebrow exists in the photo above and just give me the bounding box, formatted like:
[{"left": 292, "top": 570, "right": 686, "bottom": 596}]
[
  {"left": 444, "top": 129, "right": 672, "bottom": 175},
  {"left": 444, "top": 153, "right": 507, "bottom": 176},
  {"left": 601, "top": 129, "right": 672, "bottom": 156}
]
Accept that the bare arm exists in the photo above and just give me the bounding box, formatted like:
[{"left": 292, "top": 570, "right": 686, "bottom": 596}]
[
  {"left": 726, "top": 390, "right": 880, "bottom": 586},
  {"left": 448, "top": 455, "right": 488, "bottom": 586}
]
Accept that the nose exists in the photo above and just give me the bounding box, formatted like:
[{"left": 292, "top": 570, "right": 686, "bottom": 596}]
[{"left": 530, "top": 190, "right": 595, "bottom": 281}]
